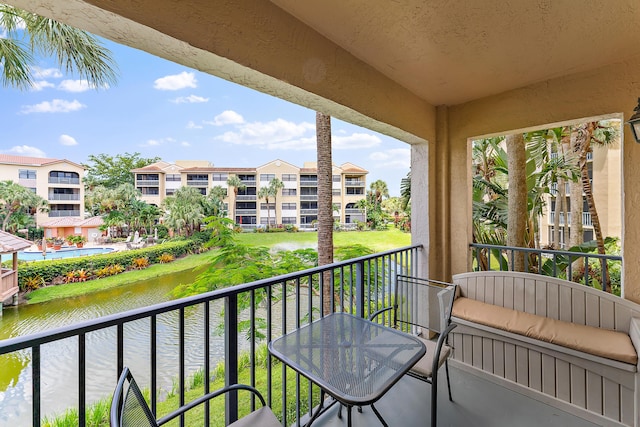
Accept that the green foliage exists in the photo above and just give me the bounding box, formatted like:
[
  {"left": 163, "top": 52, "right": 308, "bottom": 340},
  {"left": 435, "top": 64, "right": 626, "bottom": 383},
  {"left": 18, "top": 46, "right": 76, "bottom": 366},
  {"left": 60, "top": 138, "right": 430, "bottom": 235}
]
[
  {"left": 334, "top": 244, "right": 374, "bottom": 260},
  {"left": 18, "top": 240, "right": 197, "bottom": 290},
  {"left": 83, "top": 152, "right": 159, "bottom": 188}
]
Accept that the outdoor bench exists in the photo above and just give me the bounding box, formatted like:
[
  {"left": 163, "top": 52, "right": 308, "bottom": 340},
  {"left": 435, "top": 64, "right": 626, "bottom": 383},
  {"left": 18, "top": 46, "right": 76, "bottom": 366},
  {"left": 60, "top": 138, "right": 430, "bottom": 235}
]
[{"left": 449, "top": 271, "right": 640, "bottom": 427}]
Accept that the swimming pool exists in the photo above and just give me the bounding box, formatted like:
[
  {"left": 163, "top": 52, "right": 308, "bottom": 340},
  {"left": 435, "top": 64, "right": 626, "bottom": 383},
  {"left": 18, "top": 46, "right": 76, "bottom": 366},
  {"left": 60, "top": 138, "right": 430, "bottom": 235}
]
[{"left": 18, "top": 247, "right": 115, "bottom": 261}]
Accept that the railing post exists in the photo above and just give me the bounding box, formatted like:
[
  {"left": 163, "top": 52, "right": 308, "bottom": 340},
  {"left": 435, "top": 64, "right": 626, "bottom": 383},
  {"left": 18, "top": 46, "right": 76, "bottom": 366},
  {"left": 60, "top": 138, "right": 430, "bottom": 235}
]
[
  {"left": 225, "top": 294, "right": 239, "bottom": 425},
  {"left": 356, "top": 261, "right": 365, "bottom": 318}
]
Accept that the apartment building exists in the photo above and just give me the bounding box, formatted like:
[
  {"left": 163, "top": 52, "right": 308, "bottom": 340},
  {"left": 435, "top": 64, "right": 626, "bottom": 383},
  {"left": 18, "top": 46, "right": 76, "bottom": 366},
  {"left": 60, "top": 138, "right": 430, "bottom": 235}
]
[
  {"left": 0, "top": 154, "right": 85, "bottom": 227},
  {"left": 540, "top": 145, "right": 622, "bottom": 249},
  {"left": 132, "top": 159, "right": 368, "bottom": 228}
]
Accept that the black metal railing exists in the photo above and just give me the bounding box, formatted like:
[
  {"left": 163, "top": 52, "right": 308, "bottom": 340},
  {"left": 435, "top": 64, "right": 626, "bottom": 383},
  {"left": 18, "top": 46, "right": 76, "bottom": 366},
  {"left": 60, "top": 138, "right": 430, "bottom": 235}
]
[
  {"left": 0, "top": 245, "right": 421, "bottom": 426},
  {"left": 470, "top": 243, "right": 622, "bottom": 293}
]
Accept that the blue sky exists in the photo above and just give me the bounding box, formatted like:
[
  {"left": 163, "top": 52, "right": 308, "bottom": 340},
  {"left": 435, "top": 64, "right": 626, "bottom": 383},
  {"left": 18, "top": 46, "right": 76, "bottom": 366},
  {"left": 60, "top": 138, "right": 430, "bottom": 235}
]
[{"left": 1, "top": 38, "right": 410, "bottom": 195}]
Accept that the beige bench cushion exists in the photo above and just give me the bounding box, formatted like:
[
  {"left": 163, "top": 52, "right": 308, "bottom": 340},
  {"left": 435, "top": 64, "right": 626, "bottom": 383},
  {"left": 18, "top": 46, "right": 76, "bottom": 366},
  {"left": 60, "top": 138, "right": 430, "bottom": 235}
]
[{"left": 452, "top": 297, "right": 638, "bottom": 365}]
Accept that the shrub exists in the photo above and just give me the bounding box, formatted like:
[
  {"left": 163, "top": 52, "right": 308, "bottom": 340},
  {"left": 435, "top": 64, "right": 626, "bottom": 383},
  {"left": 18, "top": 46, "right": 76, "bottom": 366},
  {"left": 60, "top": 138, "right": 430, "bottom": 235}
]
[
  {"left": 158, "top": 253, "right": 175, "bottom": 263},
  {"left": 23, "top": 275, "right": 45, "bottom": 291},
  {"left": 131, "top": 257, "right": 150, "bottom": 270}
]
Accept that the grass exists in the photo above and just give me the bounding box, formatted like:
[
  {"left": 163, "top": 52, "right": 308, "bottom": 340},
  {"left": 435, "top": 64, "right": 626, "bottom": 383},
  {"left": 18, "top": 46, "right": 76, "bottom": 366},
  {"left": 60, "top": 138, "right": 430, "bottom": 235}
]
[
  {"left": 26, "top": 251, "right": 216, "bottom": 305},
  {"left": 25, "top": 229, "right": 410, "bottom": 305}
]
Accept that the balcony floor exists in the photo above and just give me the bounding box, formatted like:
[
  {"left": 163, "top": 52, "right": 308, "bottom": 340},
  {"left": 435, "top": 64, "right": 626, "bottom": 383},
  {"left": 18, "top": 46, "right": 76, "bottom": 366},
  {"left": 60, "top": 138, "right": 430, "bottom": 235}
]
[{"left": 304, "top": 362, "right": 599, "bottom": 427}]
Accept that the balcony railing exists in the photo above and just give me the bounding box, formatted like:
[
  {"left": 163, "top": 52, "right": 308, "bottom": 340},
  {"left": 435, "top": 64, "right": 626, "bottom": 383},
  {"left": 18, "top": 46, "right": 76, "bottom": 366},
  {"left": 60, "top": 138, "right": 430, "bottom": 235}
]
[
  {"left": 345, "top": 208, "right": 364, "bottom": 214},
  {"left": 239, "top": 179, "right": 256, "bottom": 186},
  {"left": 345, "top": 180, "right": 365, "bottom": 187},
  {"left": 186, "top": 180, "right": 208, "bottom": 186},
  {"left": 299, "top": 195, "right": 318, "bottom": 201},
  {"left": 300, "top": 209, "right": 318, "bottom": 215},
  {"left": 49, "top": 210, "right": 80, "bottom": 217},
  {"left": 235, "top": 209, "right": 257, "bottom": 215},
  {"left": 0, "top": 246, "right": 420, "bottom": 427},
  {"left": 48, "top": 194, "right": 80, "bottom": 201},
  {"left": 299, "top": 180, "right": 317, "bottom": 186},
  {"left": 236, "top": 195, "right": 256, "bottom": 201},
  {"left": 470, "top": 243, "right": 622, "bottom": 292},
  {"left": 48, "top": 177, "right": 80, "bottom": 185},
  {"left": 548, "top": 211, "right": 593, "bottom": 226},
  {"left": 135, "top": 180, "right": 160, "bottom": 186}
]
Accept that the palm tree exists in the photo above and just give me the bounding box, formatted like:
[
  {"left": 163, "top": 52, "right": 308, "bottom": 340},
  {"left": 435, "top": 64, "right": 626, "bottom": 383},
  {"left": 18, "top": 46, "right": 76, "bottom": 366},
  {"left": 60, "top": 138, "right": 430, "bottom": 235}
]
[
  {"left": 162, "top": 186, "right": 204, "bottom": 236},
  {"left": 369, "top": 180, "right": 389, "bottom": 210},
  {"left": 258, "top": 186, "right": 272, "bottom": 229},
  {"left": 0, "top": 4, "right": 117, "bottom": 89},
  {"left": 268, "top": 178, "right": 284, "bottom": 225},
  {"left": 0, "top": 180, "right": 47, "bottom": 231},
  {"left": 505, "top": 133, "right": 527, "bottom": 271},
  {"left": 226, "top": 175, "right": 246, "bottom": 224},
  {"left": 316, "top": 112, "right": 334, "bottom": 315}
]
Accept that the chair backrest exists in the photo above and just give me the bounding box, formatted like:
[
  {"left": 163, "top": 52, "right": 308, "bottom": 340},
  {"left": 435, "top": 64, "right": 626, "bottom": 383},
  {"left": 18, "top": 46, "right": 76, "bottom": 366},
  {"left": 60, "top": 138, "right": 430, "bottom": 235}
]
[
  {"left": 111, "top": 367, "right": 158, "bottom": 427},
  {"left": 395, "top": 275, "right": 456, "bottom": 335}
]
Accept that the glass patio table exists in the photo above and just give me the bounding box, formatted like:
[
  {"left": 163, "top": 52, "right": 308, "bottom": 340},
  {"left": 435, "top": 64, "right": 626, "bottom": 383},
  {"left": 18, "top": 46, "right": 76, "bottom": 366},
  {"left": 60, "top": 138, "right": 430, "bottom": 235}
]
[{"left": 268, "top": 312, "right": 426, "bottom": 426}]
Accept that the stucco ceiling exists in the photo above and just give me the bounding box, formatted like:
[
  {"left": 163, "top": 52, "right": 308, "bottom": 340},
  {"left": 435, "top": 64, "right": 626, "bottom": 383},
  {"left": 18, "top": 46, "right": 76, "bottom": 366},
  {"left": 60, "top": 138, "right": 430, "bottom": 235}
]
[{"left": 271, "top": 0, "right": 640, "bottom": 105}]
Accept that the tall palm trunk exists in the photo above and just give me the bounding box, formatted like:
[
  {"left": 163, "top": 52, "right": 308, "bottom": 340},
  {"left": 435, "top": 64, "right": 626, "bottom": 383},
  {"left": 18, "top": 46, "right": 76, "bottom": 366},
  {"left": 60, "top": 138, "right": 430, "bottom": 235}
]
[
  {"left": 506, "top": 133, "right": 527, "bottom": 271},
  {"left": 317, "top": 112, "right": 334, "bottom": 315}
]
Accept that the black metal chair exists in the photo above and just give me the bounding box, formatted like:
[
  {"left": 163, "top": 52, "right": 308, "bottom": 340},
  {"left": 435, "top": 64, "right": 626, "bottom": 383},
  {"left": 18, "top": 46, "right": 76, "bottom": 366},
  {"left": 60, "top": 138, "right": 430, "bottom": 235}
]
[
  {"left": 110, "top": 366, "right": 280, "bottom": 427},
  {"left": 368, "top": 275, "right": 457, "bottom": 427}
]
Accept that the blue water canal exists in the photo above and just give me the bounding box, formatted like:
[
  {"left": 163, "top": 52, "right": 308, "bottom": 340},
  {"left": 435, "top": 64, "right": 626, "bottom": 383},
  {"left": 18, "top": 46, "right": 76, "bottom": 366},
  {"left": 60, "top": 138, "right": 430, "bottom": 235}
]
[{"left": 0, "top": 266, "right": 238, "bottom": 426}]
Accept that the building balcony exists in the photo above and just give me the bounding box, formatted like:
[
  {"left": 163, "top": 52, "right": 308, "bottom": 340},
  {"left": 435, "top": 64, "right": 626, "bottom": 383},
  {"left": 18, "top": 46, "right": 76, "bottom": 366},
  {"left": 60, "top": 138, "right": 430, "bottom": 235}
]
[
  {"left": 300, "top": 180, "right": 318, "bottom": 186},
  {"left": 300, "top": 209, "right": 318, "bottom": 215},
  {"left": 235, "top": 209, "right": 257, "bottom": 215},
  {"left": 300, "top": 195, "right": 318, "bottom": 201},
  {"left": 240, "top": 179, "right": 256, "bottom": 186},
  {"left": 549, "top": 211, "right": 593, "bottom": 227},
  {"left": 48, "top": 194, "right": 80, "bottom": 201},
  {"left": 49, "top": 210, "right": 80, "bottom": 217},
  {"left": 135, "top": 179, "right": 160, "bottom": 186},
  {"left": 236, "top": 195, "right": 256, "bottom": 201},
  {"left": 0, "top": 245, "right": 633, "bottom": 427},
  {"left": 345, "top": 208, "right": 364, "bottom": 214},
  {"left": 186, "top": 180, "right": 208, "bottom": 186},
  {"left": 48, "top": 177, "right": 80, "bottom": 185},
  {"left": 345, "top": 180, "right": 365, "bottom": 187}
]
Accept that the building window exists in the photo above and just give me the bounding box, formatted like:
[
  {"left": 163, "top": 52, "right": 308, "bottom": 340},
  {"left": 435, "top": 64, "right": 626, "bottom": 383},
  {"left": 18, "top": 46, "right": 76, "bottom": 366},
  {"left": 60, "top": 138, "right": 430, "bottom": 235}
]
[
  {"left": 187, "top": 174, "right": 208, "bottom": 181},
  {"left": 333, "top": 175, "right": 341, "bottom": 182},
  {"left": 282, "top": 217, "right": 297, "bottom": 224},
  {"left": 212, "top": 173, "right": 228, "bottom": 181},
  {"left": 166, "top": 174, "right": 180, "bottom": 181},
  {"left": 19, "top": 169, "right": 36, "bottom": 179},
  {"left": 282, "top": 174, "right": 297, "bottom": 182},
  {"left": 260, "top": 203, "right": 276, "bottom": 210},
  {"left": 260, "top": 173, "right": 276, "bottom": 181},
  {"left": 332, "top": 190, "right": 341, "bottom": 196},
  {"left": 346, "top": 187, "right": 364, "bottom": 195},
  {"left": 138, "top": 187, "right": 159, "bottom": 195},
  {"left": 282, "top": 203, "right": 296, "bottom": 210},
  {"left": 282, "top": 188, "right": 297, "bottom": 196},
  {"left": 166, "top": 189, "right": 176, "bottom": 196}
]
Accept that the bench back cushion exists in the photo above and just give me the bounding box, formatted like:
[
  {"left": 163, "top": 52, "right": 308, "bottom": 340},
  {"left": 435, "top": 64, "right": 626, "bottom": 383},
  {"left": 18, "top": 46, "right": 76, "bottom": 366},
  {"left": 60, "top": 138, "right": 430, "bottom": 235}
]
[{"left": 453, "top": 271, "right": 640, "bottom": 333}]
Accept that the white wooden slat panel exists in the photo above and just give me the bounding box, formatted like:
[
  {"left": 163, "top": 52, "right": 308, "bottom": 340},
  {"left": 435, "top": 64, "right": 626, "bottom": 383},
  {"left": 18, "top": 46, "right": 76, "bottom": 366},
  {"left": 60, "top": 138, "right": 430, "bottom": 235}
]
[
  {"left": 452, "top": 333, "right": 463, "bottom": 361},
  {"left": 535, "top": 280, "right": 547, "bottom": 317},
  {"left": 620, "top": 385, "right": 634, "bottom": 426},
  {"left": 516, "top": 346, "right": 529, "bottom": 386},
  {"left": 503, "top": 276, "right": 514, "bottom": 310},
  {"left": 462, "top": 334, "right": 473, "bottom": 365},
  {"left": 485, "top": 277, "right": 495, "bottom": 305},
  {"left": 493, "top": 341, "right": 505, "bottom": 377},
  {"left": 482, "top": 337, "right": 493, "bottom": 373},
  {"left": 494, "top": 276, "right": 504, "bottom": 308},
  {"left": 559, "top": 285, "right": 572, "bottom": 322},
  {"left": 556, "top": 359, "right": 571, "bottom": 402},
  {"left": 529, "top": 349, "right": 542, "bottom": 392},
  {"left": 467, "top": 276, "right": 476, "bottom": 300},
  {"left": 547, "top": 283, "right": 560, "bottom": 320},
  {"left": 504, "top": 342, "right": 516, "bottom": 382},
  {"left": 524, "top": 277, "right": 536, "bottom": 315},
  {"left": 572, "top": 288, "right": 586, "bottom": 325},
  {"left": 615, "top": 305, "right": 632, "bottom": 333},
  {"left": 541, "top": 354, "right": 556, "bottom": 396},
  {"left": 472, "top": 336, "right": 483, "bottom": 368},
  {"left": 585, "top": 293, "right": 600, "bottom": 327},
  {"left": 514, "top": 277, "right": 525, "bottom": 312},
  {"left": 586, "top": 371, "right": 603, "bottom": 415},
  {"left": 600, "top": 298, "right": 615, "bottom": 330},
  {"left": 603, "top": 378, "right": 620, "bottom": 422},
  {"left": 476, "top": 275, "right": 486, "bottom": 303},
  {"left": 570, "top": 365, "right": 586, "bottom": 409}
]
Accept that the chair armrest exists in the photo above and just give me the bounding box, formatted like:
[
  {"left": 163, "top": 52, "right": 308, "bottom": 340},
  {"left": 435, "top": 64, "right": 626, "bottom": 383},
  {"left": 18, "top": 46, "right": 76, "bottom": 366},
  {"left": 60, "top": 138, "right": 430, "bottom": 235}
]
[
  {"left": 369, "top": 306, "right": 394, "bottom": 322},
  {"left": 157, "top": 384, "right": 267, "bottom": 426},
  {"left": 630, "top": 317, "right": 640, "bottom": 368}
]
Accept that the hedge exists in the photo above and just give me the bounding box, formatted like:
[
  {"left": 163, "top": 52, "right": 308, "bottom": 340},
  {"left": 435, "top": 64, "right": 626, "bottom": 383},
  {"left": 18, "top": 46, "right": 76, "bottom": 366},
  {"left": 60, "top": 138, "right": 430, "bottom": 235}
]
[{"left": 17, "top": 240, "right": 199, "bottom": 290}]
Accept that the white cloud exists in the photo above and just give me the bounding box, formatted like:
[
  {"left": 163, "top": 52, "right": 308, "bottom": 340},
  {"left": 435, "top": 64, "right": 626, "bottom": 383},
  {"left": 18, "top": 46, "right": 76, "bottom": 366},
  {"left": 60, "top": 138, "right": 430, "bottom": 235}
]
[
  {"left": 215, "top": 118, "right": 314, "bottom": 149},
  {"left": 333, "top": 133, "right": 381, "bottom": 150},
  {"left": 186, "top": 121, "right": 203, "bottom": 130},
  {"left": 31, "top": 80, "right": 55, "bottom": 91},
  {"left": 20, "top": 99, "right": 86, "bottom": 114},
  {"left": 205, "top": 110, "right": 245, "bottom": 126},
  {"left": 3, "top": 145, "right": 46, "bottom": 157},
  {"left": 172, "top": 95, "right": 209, "bottom": 104},
  {"left": 142, "top": 139, "right": 162, "bottom": 147},
  {"left": 58, "top": 79, "right": 103, "bottom": 92},
  {"left": 59, "top": 134, "right": 78, "bottom": 146},
  {"left": 32, "top": 67, "right": 62, "bottom": 79},
  {"left": 369, "top": 148, "right": 411, "bottom": 169},
  {"left": 181, "top": 141, "right": 191, "bottom": 147},
  {"left": 153, "top": 71, "right": 197, "bottom": 90}
]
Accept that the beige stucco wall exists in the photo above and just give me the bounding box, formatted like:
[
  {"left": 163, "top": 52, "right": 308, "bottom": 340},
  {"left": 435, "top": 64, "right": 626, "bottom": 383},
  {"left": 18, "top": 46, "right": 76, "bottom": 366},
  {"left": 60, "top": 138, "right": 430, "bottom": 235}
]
[{"left": 446, "top": 55, "right": 640, "bottom": 302}]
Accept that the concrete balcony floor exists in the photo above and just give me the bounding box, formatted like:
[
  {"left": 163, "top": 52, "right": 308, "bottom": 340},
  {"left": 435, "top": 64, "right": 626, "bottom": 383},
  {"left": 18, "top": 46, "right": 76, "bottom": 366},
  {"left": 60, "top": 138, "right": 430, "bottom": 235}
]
[{"left": 304, "top": 363, "right": 599, "bottom": 427}]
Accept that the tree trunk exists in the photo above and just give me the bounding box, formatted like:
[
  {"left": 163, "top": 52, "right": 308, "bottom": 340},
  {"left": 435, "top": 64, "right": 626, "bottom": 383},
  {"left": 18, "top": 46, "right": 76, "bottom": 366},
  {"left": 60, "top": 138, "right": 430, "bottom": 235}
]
[
  {"left": 317, "top": 112, "right": 334, "bottom": 315},
  {"left": 506, "top": 133, "right": 527, "bottom": 272},
  {"left": 569, "top": 126, "right": 585, "bottom": 277}
]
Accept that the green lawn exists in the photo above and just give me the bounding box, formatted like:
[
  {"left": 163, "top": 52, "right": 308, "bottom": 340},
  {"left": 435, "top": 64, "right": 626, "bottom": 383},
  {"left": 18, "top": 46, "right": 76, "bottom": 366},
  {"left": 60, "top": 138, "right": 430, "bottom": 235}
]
[{"left": 26, "top": 229, "right": 410, "bottom": 304}]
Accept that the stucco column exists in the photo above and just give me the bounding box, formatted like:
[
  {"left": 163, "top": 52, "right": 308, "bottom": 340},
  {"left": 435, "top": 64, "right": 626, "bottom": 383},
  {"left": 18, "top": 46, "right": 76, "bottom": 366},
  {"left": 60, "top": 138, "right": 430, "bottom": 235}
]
[{"left": 411, "top": 142, "right": 429, "bottom": 278}]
